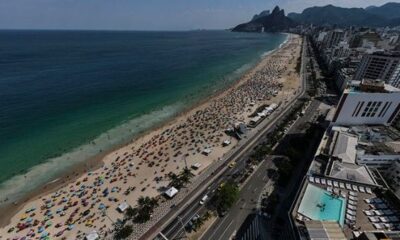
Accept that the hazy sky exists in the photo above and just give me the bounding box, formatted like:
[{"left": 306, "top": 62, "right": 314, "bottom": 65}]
[{"left": 0, "top": 0, "right": 399, "bottom": 30}]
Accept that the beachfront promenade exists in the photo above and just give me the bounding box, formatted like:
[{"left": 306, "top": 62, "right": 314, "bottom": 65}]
[{"left": 0, "top": 34, "right": 302, "bottom": 240}]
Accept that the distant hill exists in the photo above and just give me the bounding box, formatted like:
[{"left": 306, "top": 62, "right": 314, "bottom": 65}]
[
  {"left": 287, "top": 5, "right": 387, "bottom": 26},
  {"left": 365, "top": 2, "right": 400, "bottom": 20},
  {"left": 287, "top": 2, "right": 400, "bottom": 27},
  {"left": 232, "top": 6, "right": 297, "bottom": 32}
]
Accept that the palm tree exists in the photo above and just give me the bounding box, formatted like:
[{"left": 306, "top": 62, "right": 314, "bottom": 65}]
[
  {"left": 133, "top": 197, "right": 159, "bottom": 223},
  {"left": 125, "top": 207, "right": 137, "bottom": 219},
  {"left": 179, "top": 167, "right": 194, "bottom": 185},
  {"left": 169, "top": 172, "right": 184, "bottom": 189}
]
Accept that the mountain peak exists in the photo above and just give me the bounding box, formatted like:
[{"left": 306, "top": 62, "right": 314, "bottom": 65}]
[
  {"left": 272, "top": 6, "right": 281, "bottom": 14},
  {"left": 232, "top": 6, "right": 296, "bottom": 32},
  {"left": 271, "top": 6, "right": 285, "bottom": 18}
]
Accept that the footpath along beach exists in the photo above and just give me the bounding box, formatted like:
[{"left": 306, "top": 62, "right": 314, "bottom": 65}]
[{"left": 0, "top": 34, "right": 302, "bottom": 239}]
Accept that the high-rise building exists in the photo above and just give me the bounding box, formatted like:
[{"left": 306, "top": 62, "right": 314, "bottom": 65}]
[
  {"left": 323, "top": 29, "right": 345, "bottom": 49},
  {"left": 354, "top": 53, "right": 400, "bottom": 87},
  {"left": 332, "top": 79, "right": 400, "bottom": 126}
]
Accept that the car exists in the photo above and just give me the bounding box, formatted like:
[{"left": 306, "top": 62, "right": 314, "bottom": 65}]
[
  {"left": 199, "top": 194, "right": 209, "bottom": 205},
  {"left": 192, "top": 214, "right": 200, "bottom": 222},
  {"left": 218, "top": 210, "right": 227, "bottom": 217}
]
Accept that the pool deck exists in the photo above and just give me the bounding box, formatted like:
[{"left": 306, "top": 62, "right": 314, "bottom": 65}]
[
  {"left": 298, "top": 184, "right": 346, "bottom": 226},
  {"left": 293, "top": 177, "right": 400, "bottom": 239}
]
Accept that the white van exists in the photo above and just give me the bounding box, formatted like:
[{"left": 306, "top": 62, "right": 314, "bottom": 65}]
[{"left": 199, "top": 194, "right": 209, "bottom": 205}]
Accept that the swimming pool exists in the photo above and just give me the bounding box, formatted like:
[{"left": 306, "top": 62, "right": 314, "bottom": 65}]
[{"left": 298, "top": 184, "right": 346, "bottom": 226}]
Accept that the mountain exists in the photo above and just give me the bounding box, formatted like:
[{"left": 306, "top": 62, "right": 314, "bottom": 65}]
[
  {"left": 287, "top": 2, "right": 400, "bottom": 27},
  {"left": 365, "top": 5, "right": 378, "bottom": 11},
  {"left": 251, "top": 10, "right": 270, "bottom": 21},
  {"left": 232, "top": 6, "right": 297, "bottom": 32},
  {"left": 365, "top": 2, "right": 400, "bottom": 20},
  {"left": 287, "top": 5, "right": 387, "bottom": 26}
]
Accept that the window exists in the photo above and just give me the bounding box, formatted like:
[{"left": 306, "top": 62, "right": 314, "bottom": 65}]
[{"left": 361, "top": 101, "right": 372, "bottom": 117}]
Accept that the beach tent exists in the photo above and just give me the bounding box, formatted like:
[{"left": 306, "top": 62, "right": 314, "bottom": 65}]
[
  {"left": 202, "top": 148, "right": 212, "bottom": 156},
  {"left": 270, "top": 103, "right": 278, "bottom": 109},
  {"left": 191, "top": 163, "right": 202, "bottom": 170},
  {"left": 118, "top": 202, "right": 129, "bottom": 212},
  {"left": 222, "top": 139, "right": 231, "bottom": 146},
  {"left": 85, "top": 230, "right": 99, "bottom": 240},
  {"left": 165, "top": 187, "right": 178, "bottom": 198}
]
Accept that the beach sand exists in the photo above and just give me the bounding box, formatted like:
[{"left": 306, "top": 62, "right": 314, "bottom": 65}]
[{"left": 0, "top": 34, "right": 302, "bottom": 240}]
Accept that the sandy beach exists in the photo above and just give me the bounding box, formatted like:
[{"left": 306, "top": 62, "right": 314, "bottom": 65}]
[{"left": 0, "top": 33, "right": 302, "bottom": 240}]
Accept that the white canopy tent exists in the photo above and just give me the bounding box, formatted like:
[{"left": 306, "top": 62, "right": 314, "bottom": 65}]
[{"left": 165, "top": 187, "right": 179, "bottom": 198}]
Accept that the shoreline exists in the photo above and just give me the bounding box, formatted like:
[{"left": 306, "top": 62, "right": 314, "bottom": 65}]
[
  {"left": 0, "top": 33, "right": 289, "bottom": 227},
  {"left": 0, "top": 34, "right": 301, "bottom": 239}
]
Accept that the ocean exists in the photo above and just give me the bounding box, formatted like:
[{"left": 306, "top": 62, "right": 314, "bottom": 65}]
[{"left": 0, "top": 30, "right": 286, "bottom": 202}]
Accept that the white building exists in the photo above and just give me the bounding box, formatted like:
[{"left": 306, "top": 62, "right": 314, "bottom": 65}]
[{"left": 332, "top": 80, "right": 400, "bottom": 126}]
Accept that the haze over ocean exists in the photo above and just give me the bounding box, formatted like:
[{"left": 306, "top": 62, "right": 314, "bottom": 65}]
[{"left": 0, "top": 30, "right": 286, "bottom": 201}]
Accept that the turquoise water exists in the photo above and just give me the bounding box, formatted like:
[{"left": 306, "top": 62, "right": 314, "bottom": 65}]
[
  {"left": 0, "top": 30, "right": 286, "bottom": 202},
  {"left": 298, "top": 184, "right": 346, "bottom": 226}
]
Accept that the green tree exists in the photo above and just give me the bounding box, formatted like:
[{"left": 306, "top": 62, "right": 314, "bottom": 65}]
[
  {"left": 179, "top": 167, "right": 194, "bottom": 185},
  {"left": 132, "top": 197, "right": 159, "bottom": 223},
  {"left": 114, "top": 225, "right": 133, "bottom": 240},
  {"left": 125, "top": 207, "right": 137, "bottom": 219},
  {"left": 168, "top": 172, "right": 184, "bottom": 189},
  {"left": 215, "top": 182, "right": 239, "bottom": 211}
]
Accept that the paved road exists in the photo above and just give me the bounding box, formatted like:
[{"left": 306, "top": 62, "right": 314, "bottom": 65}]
[
  {"left": 148, "top": 36, "right": 307, "bottom": 240},
  {"left": 200, "top": 158, "right": 274, "bottom": 240}
]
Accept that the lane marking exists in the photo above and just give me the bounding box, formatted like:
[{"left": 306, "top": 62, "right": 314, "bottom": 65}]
[{"left": 217, "top": 220, "right": 234, "bottom": 240}]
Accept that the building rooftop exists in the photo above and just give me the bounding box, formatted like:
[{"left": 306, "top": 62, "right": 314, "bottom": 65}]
[
  {"left": 346, "top": 80, "right": 400, "bottom": 93},
  {"left": 329, "top": 162, "right": 377, "bottom": 185},
  {"left": 357, "top": 143, "right": 399, "bottom": 156},
  {"left": 332, "top": 132, "right": 358, "bottom": 164},
  {"left": 349, "top": 126, "right": 400, "bottom": 143}
]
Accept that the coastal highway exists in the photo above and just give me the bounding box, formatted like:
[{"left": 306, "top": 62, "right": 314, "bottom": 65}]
[{"left": 143, "top": 36, "right": 308, "bottom": 240}]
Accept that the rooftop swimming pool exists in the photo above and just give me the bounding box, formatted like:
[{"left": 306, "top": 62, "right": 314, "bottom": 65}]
[{"left": 298, "top": 184, "right": 346, "bottom": 226}]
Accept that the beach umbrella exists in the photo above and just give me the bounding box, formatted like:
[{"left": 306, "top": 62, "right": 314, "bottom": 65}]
[
  {"left": 83, "top": 209, "right": 90, "bottom": 216},
  {"left": 38, "top": 226, "right": 45, "bottom": 233},
  {"left": 68, "top": 224, "right": 75, "bottom": 230},
  {"left": 26, "top": 217, "right": 33, "bottom": 223},
  {"left": 98, "top": 203, "right": 106, "bottom": 210},
  {"left": 40, "top": 232, "right": 48, "bottom": 238}
]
